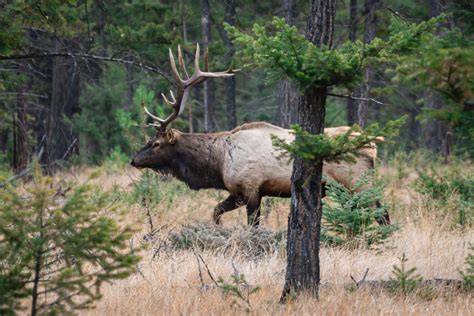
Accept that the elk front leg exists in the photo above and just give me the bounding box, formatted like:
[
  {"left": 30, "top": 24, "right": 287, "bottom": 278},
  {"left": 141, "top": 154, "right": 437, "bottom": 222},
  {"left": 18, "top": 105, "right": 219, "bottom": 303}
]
[
  {"left": 246, "top": 195, "right": 262, "bottom": 227},
  {"left": 213, "top": 194, "right": 242, "bottom": 225}
]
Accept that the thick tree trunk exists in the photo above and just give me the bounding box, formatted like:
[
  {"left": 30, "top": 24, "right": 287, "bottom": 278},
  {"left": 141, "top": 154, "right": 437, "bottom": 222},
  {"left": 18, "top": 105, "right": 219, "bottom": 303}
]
[
  {"left": 223, "top": 0, "right": 237, "bottom": 129},
  {"left": 201, "top": 0, "right": 216, "bottom": 132},
  {"left": 276, "top": 0, "right": 298, "bottom": 128},
  {"left": 281, "top": 0, "right": 336, "bottom": 301},
  {"left": 347, "top": 0, "right": 358, "bottom": 125}
]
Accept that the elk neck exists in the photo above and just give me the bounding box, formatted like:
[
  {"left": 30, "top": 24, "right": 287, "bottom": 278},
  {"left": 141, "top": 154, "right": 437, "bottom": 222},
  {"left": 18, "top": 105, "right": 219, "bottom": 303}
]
[{"left": 168, "top": 132, "right": 228, "bottom": 190}]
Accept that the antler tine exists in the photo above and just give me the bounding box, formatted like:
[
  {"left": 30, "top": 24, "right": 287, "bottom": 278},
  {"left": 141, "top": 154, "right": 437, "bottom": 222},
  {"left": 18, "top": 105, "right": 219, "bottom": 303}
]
[
  {"left": 169, "top": 90, "right": 177, "bottom": 104},
  {"left": 161, "top": 93, "right": 175, "bottom": 106},
  {"left": 169, "top": 48, "right": 183, "bottom": 82},
  {"left": 194, "top": 43, "right": 201, "bottom": 76},
  {"left": 149, "top": 43, "right": 240, "bottom": 131},
  {"left": 177, "top": 45, "right": 190, "bottom": 80},
  {"left": 144, "top": 106, "right": 166, "bottom": 123}
]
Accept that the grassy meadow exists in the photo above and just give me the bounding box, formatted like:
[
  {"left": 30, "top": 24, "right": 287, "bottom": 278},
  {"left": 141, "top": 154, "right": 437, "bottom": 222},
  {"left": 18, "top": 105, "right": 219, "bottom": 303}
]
[{"left": 39, "top": 156, "right": 473, "bottom": 315}]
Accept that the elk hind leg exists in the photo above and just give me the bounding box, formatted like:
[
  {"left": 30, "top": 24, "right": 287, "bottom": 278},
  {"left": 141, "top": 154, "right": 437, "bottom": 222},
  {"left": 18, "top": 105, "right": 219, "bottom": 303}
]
[
  {"left": 246, "top": 194, "right": 262, "bottom": 227},
  {"left": 213, "top": 194, "right": 241, "bottom": 225}
]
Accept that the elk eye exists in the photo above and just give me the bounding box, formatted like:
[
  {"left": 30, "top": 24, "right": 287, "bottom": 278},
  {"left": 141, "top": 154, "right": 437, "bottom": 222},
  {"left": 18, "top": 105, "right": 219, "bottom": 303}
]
[{"left": 153, "top": 141, "right": 161, "bottom": 148}]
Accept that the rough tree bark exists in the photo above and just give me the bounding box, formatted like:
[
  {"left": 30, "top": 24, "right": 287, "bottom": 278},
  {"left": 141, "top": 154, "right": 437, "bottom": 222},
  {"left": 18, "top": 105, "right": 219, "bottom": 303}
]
[
  {"left": 346, "top": 0, "right": 358, "bottom": 125},
  {"left": 276, "top": 0, "right": 298, "bottom": 128},
  {"left": 201, "top": 0, "right": 216, "bottom": 132},
  {"left": 223, "top": 0, "right": 237, "bottom": 130},
  {"left": 281, "top": 0, "right": 336, "bottom": 301},
  {"left": 357, "top": 0, "right": 378, "bottom": 128}
]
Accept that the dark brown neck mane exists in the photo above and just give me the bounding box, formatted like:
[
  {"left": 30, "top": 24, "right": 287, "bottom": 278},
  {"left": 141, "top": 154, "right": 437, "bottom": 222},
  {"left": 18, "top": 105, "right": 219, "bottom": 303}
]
[{"left": 166, "top": 132, "right": 228, "bottom": 190}]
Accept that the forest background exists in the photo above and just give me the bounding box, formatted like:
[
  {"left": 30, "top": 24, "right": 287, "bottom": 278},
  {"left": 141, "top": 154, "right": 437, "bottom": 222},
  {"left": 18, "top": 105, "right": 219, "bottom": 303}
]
[{"left": 0, "top": 0, "right": 472, "bottom": 170}]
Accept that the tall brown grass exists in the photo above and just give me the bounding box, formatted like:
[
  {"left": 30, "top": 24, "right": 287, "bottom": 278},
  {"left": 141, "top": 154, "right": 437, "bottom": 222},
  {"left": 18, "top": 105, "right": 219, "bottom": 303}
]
[{"left": 53, "top": 165, "right": 472, "bottom": 315}]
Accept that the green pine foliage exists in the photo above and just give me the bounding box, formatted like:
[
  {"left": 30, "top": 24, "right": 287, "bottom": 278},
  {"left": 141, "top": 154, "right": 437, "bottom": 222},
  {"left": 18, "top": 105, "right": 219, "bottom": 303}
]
[
  {"left": 460, "top": 244, "right": 474, "bottom": 289},
  {"left": 390, "top": 17, "right": 474, "bottom": 154},
  {"left": 226, "top": 15, "right": 442, "bottom": 167},
  {"left": 413, "top": 162, "right": 473, "bottom": 227},
  {"left": 322, "top": 172, "right": 399, "bottom": 247},
  {"left": 217, "top": 270, "right": 260, "bottom": 312},
  {"left": 272, "top": 118, "right": 405, "bottom": 165},
  {"left": 225, "top": 16, "right": 440, "bottom": 91},
  {"left": 0, "top": 163, "right": 139, "bottom": 315},
  {"left": 389, "top": 253, "right": 423, "bottom": 296}
]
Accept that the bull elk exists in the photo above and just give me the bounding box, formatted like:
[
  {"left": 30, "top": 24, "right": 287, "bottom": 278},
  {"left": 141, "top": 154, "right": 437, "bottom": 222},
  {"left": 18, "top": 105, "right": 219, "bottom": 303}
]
[{"left": 131, "top": 44, "right": 389, "bottom": 226}]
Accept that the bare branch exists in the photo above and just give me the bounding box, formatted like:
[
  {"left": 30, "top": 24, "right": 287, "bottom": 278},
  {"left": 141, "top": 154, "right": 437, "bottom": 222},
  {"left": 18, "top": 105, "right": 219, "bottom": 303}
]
[
  {"left": 328, "top": 92, "right": 385, "bottom": 105},
  {"left": 0, "top": 52, "right": 172, "bottom": 81}
]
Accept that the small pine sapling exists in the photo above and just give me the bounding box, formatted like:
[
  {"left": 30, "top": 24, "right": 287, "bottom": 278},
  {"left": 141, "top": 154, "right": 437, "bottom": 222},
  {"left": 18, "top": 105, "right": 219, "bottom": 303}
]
[
  {"left": 460, "top": 244, "right": 474, "bottom": 290},
  {"left": 389, "top": 253, "right": 422, "bottom": 296},
  {"left": 217, "top": 264, "right": 260, "bottom": 312},
  {"left": 322, "top": 172, "right": 399, "bottom": 246}
]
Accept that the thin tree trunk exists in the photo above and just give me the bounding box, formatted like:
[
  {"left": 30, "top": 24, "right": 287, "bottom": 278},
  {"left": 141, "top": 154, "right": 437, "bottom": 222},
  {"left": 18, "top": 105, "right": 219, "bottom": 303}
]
[
  {"left": 125, "top": 55, "right": 134, "bottom": 109},
  {"left": 180, "top": 0, "right": 194, "bottom": 133},
  {"left": 424, "top": 0, "right": 452, "bottom": 161},
  {"left": 13, "top": 84, "right": 29, "bottom": 172},
  {"left": 223, "top": 0, "right": 237, "bottom": 129},
  {"left": 201, "top": 0, "right": 216, "bottom": 132},
  {"left": 357, "top": 0, "right": 378, "bottom": 128},
  {"left": 30, "top": 206, "right": 44, "bottom": 316},
  {"left": 281, "top": 0, "right": 336, "bottom": 301},
  {"left": 46, "top": 38, "right": 81, "bottom": 167},
  {"left": 347, "top": 0, "right": 358, "bottom": 125},
  {"left": 276, "top": 0, "right": 298, "bottom": 128}
]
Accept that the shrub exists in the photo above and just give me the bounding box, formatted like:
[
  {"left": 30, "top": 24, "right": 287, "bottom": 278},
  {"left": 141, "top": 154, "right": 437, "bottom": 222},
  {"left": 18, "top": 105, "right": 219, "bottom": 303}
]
[
  {"left": 389, "top": 253, "right": 422, "bottom": 296},
  {"left": 217, "top": 270, "right": 260, "bottom": 312},
  {"left": 460, "top": 244, "right": 474, "bottom": 289},
  {"left": 414, "top": 162, "right": 473, "bottom": 227},
  {"left": 0, "top": 163, "right": 139, "bottom": 315},
  {"left": 322, "top": 172, "right": 399, "bottom": 247}
]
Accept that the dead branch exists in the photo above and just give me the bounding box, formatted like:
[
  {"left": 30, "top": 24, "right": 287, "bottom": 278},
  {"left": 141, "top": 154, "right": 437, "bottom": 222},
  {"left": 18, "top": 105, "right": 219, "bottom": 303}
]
[{"left": 0, "top": 52, "right": 172, "bottom": 81}]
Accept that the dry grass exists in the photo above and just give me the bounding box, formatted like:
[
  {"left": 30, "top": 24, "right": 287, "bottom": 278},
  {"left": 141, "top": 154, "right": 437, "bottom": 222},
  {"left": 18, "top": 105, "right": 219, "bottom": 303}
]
[{"left": 53, "top": 166, "right": 473, "bottom": 315}]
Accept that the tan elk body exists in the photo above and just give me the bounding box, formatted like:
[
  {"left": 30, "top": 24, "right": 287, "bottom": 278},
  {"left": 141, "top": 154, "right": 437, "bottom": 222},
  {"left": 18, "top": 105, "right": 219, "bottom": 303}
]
[{"left": 131, "top": 44, "right": 388, "bottom": 226}]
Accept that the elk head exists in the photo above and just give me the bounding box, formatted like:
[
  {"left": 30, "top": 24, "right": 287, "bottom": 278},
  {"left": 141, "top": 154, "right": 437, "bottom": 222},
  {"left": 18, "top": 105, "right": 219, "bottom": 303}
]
[{"left": 131, "top": 44, "right": 237, "bottom": 169}]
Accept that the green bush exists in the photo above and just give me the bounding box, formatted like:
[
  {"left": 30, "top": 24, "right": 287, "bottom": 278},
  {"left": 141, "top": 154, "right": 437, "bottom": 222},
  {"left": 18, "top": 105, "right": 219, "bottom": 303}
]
[
  {"left": 389, "top": 253, "right": 422, "bottom": 296},
  {"left": 460, "top": 244, "right": 474, "bottom": 290},
  {"left": 322, "top": 172, "right": 399, "bottom": 247},
  {"left": 103, "top": 146, "right": 131, "bottom": 171},
  {"left": 0, "top": 163, "right": 139, "bottom": 315},
  {"left": 414, "top": 162, "right": 473, "bottom": 227}
]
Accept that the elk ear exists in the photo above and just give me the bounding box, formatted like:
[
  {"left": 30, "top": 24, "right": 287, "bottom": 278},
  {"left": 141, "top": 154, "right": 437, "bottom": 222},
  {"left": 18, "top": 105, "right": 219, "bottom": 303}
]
[{"left": 167, "top": 129, "right": 179, "bottom": 145}]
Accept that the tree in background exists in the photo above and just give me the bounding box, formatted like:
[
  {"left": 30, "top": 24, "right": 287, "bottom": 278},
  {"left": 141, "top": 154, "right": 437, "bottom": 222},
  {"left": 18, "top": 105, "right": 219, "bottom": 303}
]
[
  {"left": 347, "top": 0, "right": 359, "bottom": 126},
  {"left": 201, "top": 0, "right": 216, "bottom": 132},
  {"left": 0, "top": 0, "right": 473, "bottom": 171},
  {"left": 276, "top": 0, "right": 298, "bottom": 128}
]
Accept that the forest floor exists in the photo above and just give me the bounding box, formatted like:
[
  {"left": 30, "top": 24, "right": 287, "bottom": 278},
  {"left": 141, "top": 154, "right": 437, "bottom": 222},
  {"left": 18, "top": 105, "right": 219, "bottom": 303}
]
[{"left": 58, "top": 165, "right": 473, "bottom": 316}]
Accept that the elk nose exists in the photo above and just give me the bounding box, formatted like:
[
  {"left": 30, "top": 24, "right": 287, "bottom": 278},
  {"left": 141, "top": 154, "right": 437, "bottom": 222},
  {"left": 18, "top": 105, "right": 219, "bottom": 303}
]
[{"left": 130, "top": 159, "right": 136, "bottom": 167}]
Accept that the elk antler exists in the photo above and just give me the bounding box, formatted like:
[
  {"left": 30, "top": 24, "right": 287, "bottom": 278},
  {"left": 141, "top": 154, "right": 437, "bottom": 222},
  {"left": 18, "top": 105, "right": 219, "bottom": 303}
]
[{"left": 145, "top": 43, "right": 238, "bottom": 131}]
